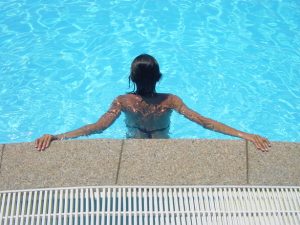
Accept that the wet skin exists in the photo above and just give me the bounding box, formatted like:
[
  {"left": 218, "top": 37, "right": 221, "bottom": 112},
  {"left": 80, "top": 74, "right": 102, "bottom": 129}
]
[{"left": 35, "top": 93, "right": 271, "bottom": 151}]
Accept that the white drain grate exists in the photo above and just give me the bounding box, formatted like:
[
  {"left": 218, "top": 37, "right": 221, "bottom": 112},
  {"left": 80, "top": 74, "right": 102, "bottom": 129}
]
[{"left": 0, "top": 186, "right": 299, "bottom": 225}]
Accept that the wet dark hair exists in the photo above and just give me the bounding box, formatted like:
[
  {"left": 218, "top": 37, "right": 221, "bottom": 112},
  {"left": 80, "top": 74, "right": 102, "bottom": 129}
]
[{"left": 129, "top": 54, "right": 162, "bottom": 96}]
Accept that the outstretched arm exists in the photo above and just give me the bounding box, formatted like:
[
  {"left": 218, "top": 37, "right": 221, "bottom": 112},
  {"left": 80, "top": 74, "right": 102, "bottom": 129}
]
[
  {"left": 171, "top": 95, "right": 271, "bottom": 151},
  {"left": 35, "top": 98, "right": 122, "bottom": 151}
]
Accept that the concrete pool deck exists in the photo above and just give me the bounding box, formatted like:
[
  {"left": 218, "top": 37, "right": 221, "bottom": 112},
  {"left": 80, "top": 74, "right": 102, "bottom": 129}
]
[{"left": 0, "top": 139, "right": 299, "bottom": 191}]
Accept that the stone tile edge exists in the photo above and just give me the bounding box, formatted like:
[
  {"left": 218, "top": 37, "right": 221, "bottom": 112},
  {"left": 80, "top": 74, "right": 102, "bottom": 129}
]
[
  {"left": 3, "top": 139, "right": 298, "bottom": 146},
  {"left": 0, "top": 144, "right": 4, "bottom": 174},
  {"left": 115, "top": 140, "right": 125, "bottom": 185},
  {"left": 246, "top": 140, "right": 249, "bottom": 184}
]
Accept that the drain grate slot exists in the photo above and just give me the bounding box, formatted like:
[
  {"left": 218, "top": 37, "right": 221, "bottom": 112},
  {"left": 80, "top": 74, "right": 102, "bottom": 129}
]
[{"left": 0, "top": 186, "right": 299, "bottom": 224}]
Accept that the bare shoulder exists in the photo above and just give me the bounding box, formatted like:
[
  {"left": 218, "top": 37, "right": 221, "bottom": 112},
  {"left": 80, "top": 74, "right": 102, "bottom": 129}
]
[
  {"left": 166, "top": 94, "right": 183, "bottom": 104},
  {"left": 169, "top": 94, "right": 182, "bottom": 101},
  {"left": 114, "top": 94, "right": 136, "bottom": 105},
  {"left": 115, "top": 93, "right": 132, "bottom": 100},
  {"left": 158, "top": 93, "right": 184, "bottom": 108},
  {"left": 156, "top": 93, "right": 177, "bottom": 99}
]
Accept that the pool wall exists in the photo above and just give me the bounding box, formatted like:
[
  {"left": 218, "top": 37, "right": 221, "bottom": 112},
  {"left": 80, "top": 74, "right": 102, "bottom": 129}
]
[{"left": 0, "top": 139, "right": 299, "bottom": 191}]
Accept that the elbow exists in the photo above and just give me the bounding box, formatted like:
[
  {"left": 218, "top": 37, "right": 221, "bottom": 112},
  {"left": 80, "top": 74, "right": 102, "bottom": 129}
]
[
  {"left": 203, "top": 123, "right": 215, "bottom": 131},
  {"left": 82, "top": 123, "right": 102, "bottom": 136},
  {"left": 202, "top": 118, "right": 216, "bottom": 131},
  {"left": 93, "top": 120, "right": 112, "bottom": 133},
  {"left": 90, "top": 123, "right": 104, "bottom": 134}
]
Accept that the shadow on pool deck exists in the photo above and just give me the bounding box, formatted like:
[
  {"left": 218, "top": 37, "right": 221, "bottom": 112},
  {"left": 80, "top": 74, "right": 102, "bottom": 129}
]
[{"left": 0, "top": 139, "right": 299, "bottom": 190}]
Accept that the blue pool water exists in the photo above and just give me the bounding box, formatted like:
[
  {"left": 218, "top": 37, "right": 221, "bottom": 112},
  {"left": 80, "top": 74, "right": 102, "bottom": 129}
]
[{"left": 0, "top": 0, "right": 299, "bottom": 143}]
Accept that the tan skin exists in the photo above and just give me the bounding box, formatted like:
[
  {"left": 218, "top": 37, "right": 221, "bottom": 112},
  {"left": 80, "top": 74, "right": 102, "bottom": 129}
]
[{"left": 35, "top": 93, "right": 271, "bottom": 151}]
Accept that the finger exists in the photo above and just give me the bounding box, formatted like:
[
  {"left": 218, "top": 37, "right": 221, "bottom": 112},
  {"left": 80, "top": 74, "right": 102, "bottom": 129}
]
[
  {"left": 262, "top": 144, "right": 268, "bottom": 152},
  {"left": 45, "top": 135, "right": 52, "bottom": 149},
  {"left": 265, "top": 139, "right": 271, "bottom": 147},
  {"left": 257, "top": 137, "right": 266, "bottom": 151},
  {"left": 262, "top": 136, "right": 270, "bottom": 143},
  {"left": 259, "top": 137, "right": 269, "bottom": 152},
  {"left": 260, "top": 137, "right": 271, "bottom": 151},
  {"left": 35, "top": 138, "right": 40, "bottom": 148},
  {"left": 36, "top": 138, "right": 43, "bottom": 151},
  {"left": 43, "top": 135, "right": 52, "bottom": 150},
  {"left": 253, "top": 138, "right": 262, "bottom": 151},
  {"left": 262, "top": 140, "right": 270, "bottom": 151},
  {"left": 41, "top": 137, "right": 49, "bottom": 150},
  {"left": 39, "top": 137, "right": 45, "bottom": 151},
  {"left": 38, "top": 139, "right": 45, "bottom": 151},
  {"left": 254, "top": 136, "right": 265, "bottom": 152},
  {"left": 253, "top": 136, "right": 261, "bottom": 149},
  {"left": 260, "top": 140, "right": 268, "bottom": 152}
]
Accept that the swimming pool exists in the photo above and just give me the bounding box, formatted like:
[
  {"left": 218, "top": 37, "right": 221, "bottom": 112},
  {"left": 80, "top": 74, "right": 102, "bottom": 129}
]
[{"left": 0, "top": 0, "right": 299, "bottom": 143}]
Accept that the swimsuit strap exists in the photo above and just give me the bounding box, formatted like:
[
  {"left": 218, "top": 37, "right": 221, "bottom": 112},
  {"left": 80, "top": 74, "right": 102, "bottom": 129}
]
[{"left": 126, "top": 125, "right": 169, "bottom": 139}]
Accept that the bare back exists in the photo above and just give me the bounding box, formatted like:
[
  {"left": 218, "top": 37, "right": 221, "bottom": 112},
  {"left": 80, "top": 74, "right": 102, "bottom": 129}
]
[{"left": 117, "top": 93, "right": 176, "bottom": 138}]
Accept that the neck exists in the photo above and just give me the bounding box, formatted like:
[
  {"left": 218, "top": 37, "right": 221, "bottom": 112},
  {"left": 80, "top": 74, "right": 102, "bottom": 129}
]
[
  {"left": 135, "top": 89, "right": 156, "bottom": 97},
  {"left": 135, "top": 86, "right": 156, "bottom": 96}
]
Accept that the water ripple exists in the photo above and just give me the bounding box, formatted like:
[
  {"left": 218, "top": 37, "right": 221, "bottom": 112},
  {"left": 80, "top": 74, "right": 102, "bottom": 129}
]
[{"left": 0, "top": 0, "right": 299, "bottom": 143}]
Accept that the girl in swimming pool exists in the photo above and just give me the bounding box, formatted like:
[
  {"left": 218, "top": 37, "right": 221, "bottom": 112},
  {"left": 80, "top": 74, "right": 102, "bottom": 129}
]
[{"left": 35, "top": 54, "right": 271, "bottom": 151}]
